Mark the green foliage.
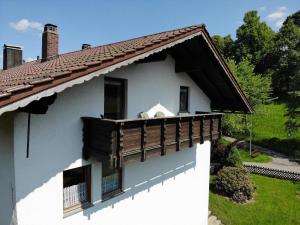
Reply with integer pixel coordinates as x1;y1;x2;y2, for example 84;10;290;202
284;92;300;137
212;10;299;95
222;113;249;138
215;166;255;203
234;11;275;66
210;175;300;225
212;35;235;59
211;140;228;164
223;59;271;137
227;59;272;106
224;147;242;167
269;11;300;93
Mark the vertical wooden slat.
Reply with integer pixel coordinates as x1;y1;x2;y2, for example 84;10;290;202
86;165;92;204
189;116;194;147
210;116;213;141
200;116;204;144
218;115;222;139
141;121;147;162
117;122;124;168
161;119;167;156
176;117;181;151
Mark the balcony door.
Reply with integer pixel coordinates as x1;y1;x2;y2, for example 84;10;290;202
104;77;126;120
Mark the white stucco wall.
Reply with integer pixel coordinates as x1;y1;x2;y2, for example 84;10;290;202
11;55;211;225
0;113;16;225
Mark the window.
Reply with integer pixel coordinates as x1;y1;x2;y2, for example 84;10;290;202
104;77;126;119
102;167;122;200
63;165;91;212
179;86;189;113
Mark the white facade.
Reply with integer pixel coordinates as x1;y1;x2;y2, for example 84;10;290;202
0;56;211;225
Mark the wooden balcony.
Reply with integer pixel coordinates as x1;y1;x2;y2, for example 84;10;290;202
82;113;222;169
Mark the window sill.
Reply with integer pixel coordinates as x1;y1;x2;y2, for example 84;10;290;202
63;201;93;218
102;189;124;202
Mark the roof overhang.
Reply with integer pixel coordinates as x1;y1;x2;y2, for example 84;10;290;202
170;28;253;113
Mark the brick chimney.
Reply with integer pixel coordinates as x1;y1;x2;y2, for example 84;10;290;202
42;24;58;61
3;44;23;70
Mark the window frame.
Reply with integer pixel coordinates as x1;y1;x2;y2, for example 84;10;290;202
63;165;92;214
104;77;127;120
179;86;190;113
101;167;123;201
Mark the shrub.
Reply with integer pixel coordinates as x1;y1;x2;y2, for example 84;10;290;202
225;147;242;167
211;140;228;164
215;166;255;203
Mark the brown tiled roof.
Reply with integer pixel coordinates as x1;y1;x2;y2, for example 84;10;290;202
0;25;203;109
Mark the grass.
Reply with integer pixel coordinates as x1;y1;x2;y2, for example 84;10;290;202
209;175;300;225
238;149;272;163
219;137;272;163
246;94;300;158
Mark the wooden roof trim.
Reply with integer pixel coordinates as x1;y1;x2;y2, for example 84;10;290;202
201;27;254;113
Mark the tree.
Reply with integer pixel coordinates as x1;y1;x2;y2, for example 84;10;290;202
227;59;271;106
222;59;272;136
235;11;275;68
269;11;300;93
212;35;235;59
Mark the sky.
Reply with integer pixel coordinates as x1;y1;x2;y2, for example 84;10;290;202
0;0;299;68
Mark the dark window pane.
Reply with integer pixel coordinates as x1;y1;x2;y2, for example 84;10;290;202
180;86;189;112
104;78;125;119
63;167;85;188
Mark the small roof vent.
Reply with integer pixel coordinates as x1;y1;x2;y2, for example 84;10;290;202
82;44;91;50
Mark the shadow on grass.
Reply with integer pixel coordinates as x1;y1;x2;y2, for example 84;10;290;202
254;137;300;158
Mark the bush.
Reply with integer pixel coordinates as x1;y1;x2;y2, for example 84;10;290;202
215;166;255;203
211;140;228;164
225;147;242;167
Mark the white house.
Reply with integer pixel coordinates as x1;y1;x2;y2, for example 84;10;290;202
0;24;252;225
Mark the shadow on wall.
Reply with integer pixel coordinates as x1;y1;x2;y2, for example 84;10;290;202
83;146;197;219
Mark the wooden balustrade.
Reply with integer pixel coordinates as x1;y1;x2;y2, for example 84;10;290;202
82;113;222;169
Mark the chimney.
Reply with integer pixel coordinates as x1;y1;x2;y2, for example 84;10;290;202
82;44;91;50
3;44;23;70
42;24;58;61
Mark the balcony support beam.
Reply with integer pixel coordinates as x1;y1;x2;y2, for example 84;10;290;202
176;118;181;151
141;121;147;162
189;116;194;147
161;119;167;156
117;122;124;168
200;116;204;144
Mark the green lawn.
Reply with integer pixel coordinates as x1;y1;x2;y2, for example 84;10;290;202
239;149;272;163
209;175;300;225
249;95;300;158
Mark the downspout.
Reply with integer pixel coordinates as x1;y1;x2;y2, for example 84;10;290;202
26;113;31;158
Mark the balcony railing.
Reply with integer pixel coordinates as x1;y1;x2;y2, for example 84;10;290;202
63;182;87;209
82;113;222;169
